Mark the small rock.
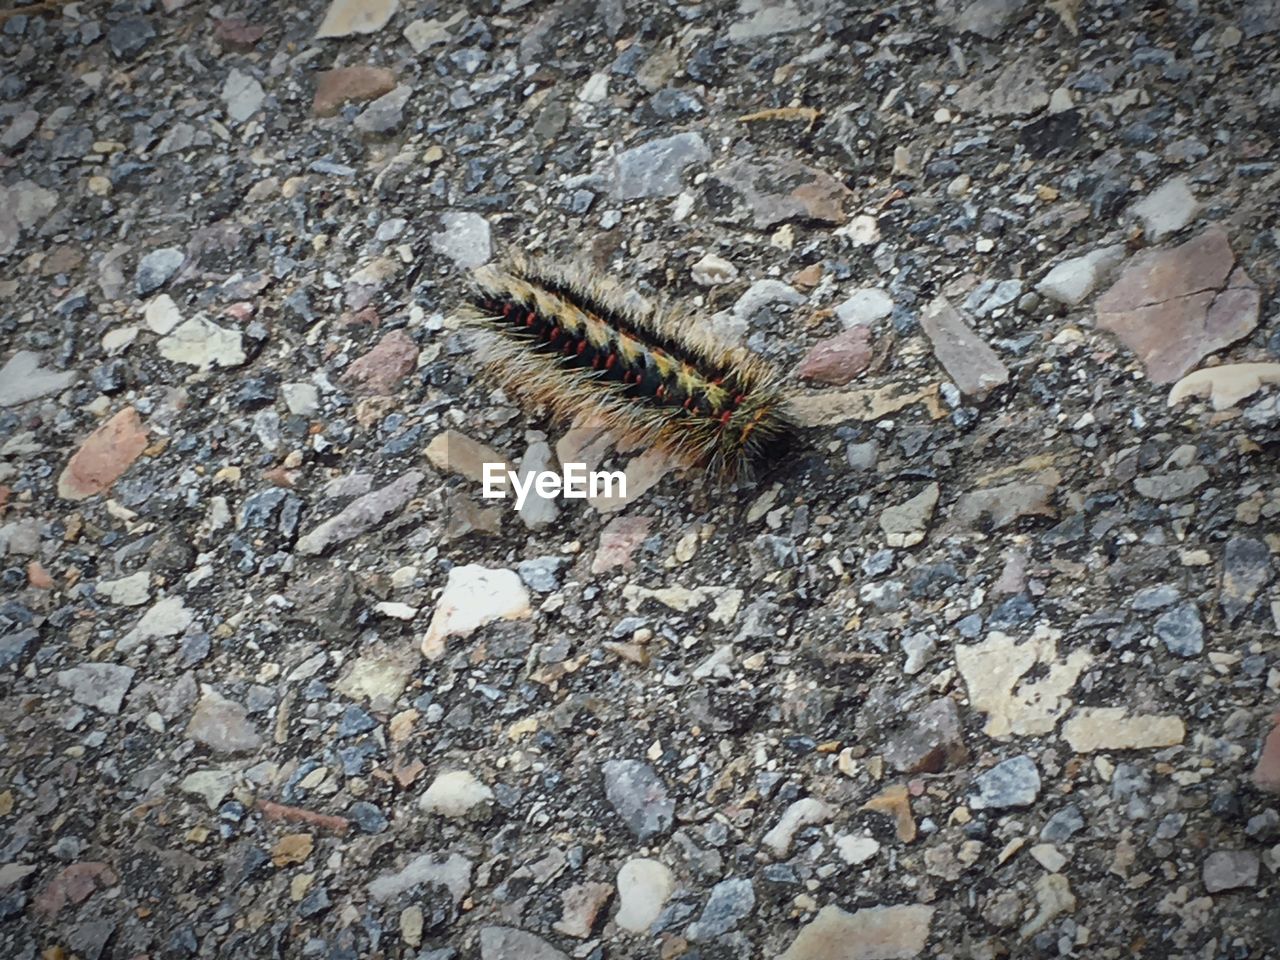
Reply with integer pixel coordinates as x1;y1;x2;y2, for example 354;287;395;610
687;877;755;941
836;288;894;327
419;770;494;818
313;66;397;117
796;326;872;385
1061;708;1186;752
57;406;148;501
592;515;651;574
954;57;1049;116
341;329;418;395
1252;716;1280;794
144;294;182;335
431;211;491;269
368;852;472;904
883;697;969;774
157;316;247;371
296;471;423;555
0;351;77;407
552;881;613;938
1220;536;1273;624
615;858;673;933
711;156;850;229
1131;176;1198;241
1036;245;1126;307
1154;602;1204;657
515;440;559;531
421;565;531;659
762;797;835;858
315;0;399;39
425;429;510;483
135;248;184;295
691;253;739;286
1203;850;1259;893
1134;466;1209;501
602;759;674;841
478;927;568;960
178;769;235;810
970;755;1041;810
920;295;1009;399
879;483;939;548
607;132;710;200
96;571;150;606
780;903;935;960
354;84;412;135
222;69;265;124
186;688;263;754
55;663;136;715
834;835;881;866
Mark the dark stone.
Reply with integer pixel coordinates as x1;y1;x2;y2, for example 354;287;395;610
108;16;156;61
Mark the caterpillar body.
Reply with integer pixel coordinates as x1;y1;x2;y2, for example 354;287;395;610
456;256;794;481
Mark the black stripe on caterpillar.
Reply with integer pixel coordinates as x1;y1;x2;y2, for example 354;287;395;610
454;255;795;481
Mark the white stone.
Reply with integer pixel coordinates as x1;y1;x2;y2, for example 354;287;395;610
762;797;835;857
690;253;739;286
835;834;881;865
158;316;247;371
222;69;265;124
615;858;674;933
144;294;182;335
1035;244;1126;307
374;601;418;620
419;770;494;818
578;72;610;103
1131;176;1198;241
179;768;237;810
120;595;195;652
282;382;320;416
836;287;894;328
421;564;531;659
315;0;399;38
430;211;491;269
96;570;151;606
0;350;77;407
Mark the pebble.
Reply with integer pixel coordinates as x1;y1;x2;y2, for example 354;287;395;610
57;406;149;501
143;294;182;335
367;852;472;904
834;834;881;866
421;564;531;659
1133;466;1209;501
341;329;419;395
1220;536;1273;624
0;350;77;407
780;903;934;960
431;211;492;269
1130;176;1198;241
296;470;423;555
315;0;400;38
354;84;412;135
919;295;1009;399
1202;850;1259;893
883;697;969;773
157;316;247;370
712;155;850;229
312;66;397;117
601;759;673;841
592;515;651;574
1154;602;1204;657
478;927;567;960
185;689;263;754
55;663;136;715
222;69;265;124
282;382;320;416
135;248;184;295
690;253;739;286
796;326;872;385
551;881;613;938
178;769;235;810
607;132;709;199
686;877;755;941
970;755;1041;810
515;440;560;530
96;571;151;606
615;858;673;932
879;482;939;548
835;288;894;328
1061;708;1186;752
762;798;835;858
419;770;494;818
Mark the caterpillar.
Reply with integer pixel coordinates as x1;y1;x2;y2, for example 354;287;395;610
454;255;795;481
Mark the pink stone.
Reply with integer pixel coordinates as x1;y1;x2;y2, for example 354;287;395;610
592;515;652;574
1095;226;1260;384
313;66;398;118
33;862;118;918
1253;713;1280;794
920;295;1009;399
57;407;149;501
796;326;873;385
341;329;419;395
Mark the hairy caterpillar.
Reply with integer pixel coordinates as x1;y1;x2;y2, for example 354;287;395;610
455;255;794;481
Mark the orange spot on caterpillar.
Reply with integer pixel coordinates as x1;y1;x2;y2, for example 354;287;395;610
576;340;587;356
605;353;616;370
548;327;560;342
720;410;732;425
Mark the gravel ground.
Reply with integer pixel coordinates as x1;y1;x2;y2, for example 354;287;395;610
2;1;1280;958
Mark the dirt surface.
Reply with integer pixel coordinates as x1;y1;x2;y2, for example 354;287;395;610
2;1;1279;958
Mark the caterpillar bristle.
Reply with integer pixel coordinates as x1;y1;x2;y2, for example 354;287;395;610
455;254;795;482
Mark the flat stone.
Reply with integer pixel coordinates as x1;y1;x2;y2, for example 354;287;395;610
313;66;397;117
691;253;739;286
55;663;136;715
551;881;614;939
920;295;1009;399
711;156;851;229
186;689;263;754
57;406;148;500
1096;226;1259;384
123;596;195;652
1168;363;1280;411
1252;715;1280;794
835;288;894;327
1220;536;1273;624
425;429;510;483
954;57;1049;116
1131;176;1198;241
883;697;970;773
179;769;237;810
1203;850;1259;893
96;571;150;606
1061;708;1185;752
283;382;320;416
430;211;491;269
687;877;755;941
728;0;808;40
1036;245;1126;306
222;69;265;124
592;515;652;574
601;759;674;841
951;475;1058;530
32;863;119;919
1154;602;1204;657
403;12;463;51
515;440;559;530
615;858;673;933
970;755;1041;810
780;903;935;960
419;771;494;818
956;628;1092;737
478;927;568;960
878;482;939;548
835;835;881;866
421;564;531;659
296;470;423;555
334;643;419;712
762;798;836;857
341;329;418;395
0;110;39;151
588;447;673;512
157;316;247;370
0;180;57;256
797;326;873;385
368;852;472;903
944;0;1030;39
1133;466;1209;501
144;294;182;335
608;132;710;200
0;351;77;407
354;84;412;135
315;0;399;38
135;247;184;295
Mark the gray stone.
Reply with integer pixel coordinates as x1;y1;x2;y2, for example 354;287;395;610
1154;602;1204;657
1040;804;1085;843
1221;536;1273;624
609;133;710;200
430;211;492;269
1133;466;1209;501
686;877;755;941
920;295;1009;398
1036;245;1126;307
354;84;412;135
0;351;77;407
835;288;894;327
516;557;566;594
55;663;136;715
1132;584;1180;612
478;927;568;960
970;755;1041;810
1203;850;1259;893
186;689;263;754
135;248;184;295
1131;176;1198;241
368;852;473;903
296;471;423;555
602;759;674;841
222;69;265;124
